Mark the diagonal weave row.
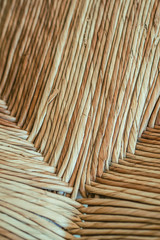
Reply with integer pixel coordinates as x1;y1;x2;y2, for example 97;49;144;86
0;0;160;239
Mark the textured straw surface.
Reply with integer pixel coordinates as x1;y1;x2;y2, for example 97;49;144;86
0;0;160;239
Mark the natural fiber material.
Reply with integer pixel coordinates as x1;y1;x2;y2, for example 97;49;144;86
0;0;160;239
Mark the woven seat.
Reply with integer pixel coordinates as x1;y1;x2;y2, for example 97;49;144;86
0;0;160;239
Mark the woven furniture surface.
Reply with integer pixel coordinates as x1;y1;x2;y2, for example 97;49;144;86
0;0;160;239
